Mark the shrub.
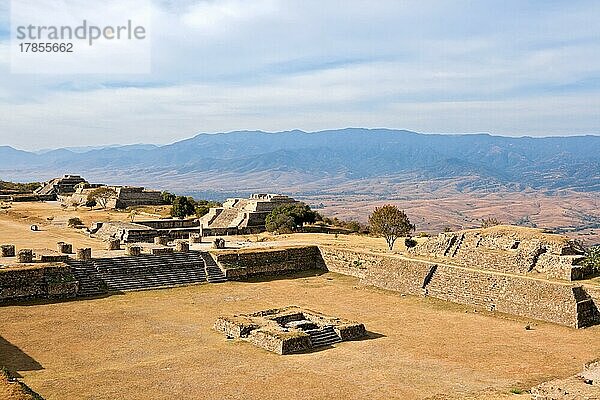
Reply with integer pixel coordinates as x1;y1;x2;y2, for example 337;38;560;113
85;198;97;209
67;217;83;227
481;217;501;228
405;237;418;248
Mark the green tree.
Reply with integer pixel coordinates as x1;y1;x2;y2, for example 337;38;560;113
265;202;317;232
369;205;415;251
265;214;295;233
171;196;196;218
87;187;117;209
194;200;222;218
161;191;176;205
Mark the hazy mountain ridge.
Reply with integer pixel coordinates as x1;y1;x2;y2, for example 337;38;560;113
1;129;599;193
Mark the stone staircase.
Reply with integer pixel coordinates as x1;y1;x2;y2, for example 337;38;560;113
209;208;242;228
307;326;342;348
209;199;250;229
201;252;228;283
68;261;107;297
66;251;215;295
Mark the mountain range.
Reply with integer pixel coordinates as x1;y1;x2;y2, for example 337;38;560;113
1;128;599;196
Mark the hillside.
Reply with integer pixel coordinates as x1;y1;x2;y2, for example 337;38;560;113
1;129;599;242
1;129;599;194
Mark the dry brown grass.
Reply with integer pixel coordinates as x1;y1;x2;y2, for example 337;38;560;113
303;190;600;245
0;202;129;252
1;274;599;400
1;202;599;399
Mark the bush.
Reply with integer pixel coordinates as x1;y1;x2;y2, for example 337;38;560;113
265;202;317;233
85;198;97;208
582;246;600;273
171;196;196;219
481;217;501;228
67;217;83;227
405;237;418;248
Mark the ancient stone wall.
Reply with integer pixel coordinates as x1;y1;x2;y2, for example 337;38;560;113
320;247;597;328
214;246;326;279
0;264;77;301
135;219;199;230
409;227;586;281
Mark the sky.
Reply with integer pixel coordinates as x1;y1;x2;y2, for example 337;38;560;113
1;0;599;150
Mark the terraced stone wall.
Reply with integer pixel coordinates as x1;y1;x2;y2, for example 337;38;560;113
320;247;598;328
214;246;326;279
0;263;77;301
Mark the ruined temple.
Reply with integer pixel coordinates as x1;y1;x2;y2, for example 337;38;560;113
200;193;298;234
63;184;163;209
34;175;87;199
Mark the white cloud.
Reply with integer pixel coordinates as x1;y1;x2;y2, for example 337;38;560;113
0;0;599;149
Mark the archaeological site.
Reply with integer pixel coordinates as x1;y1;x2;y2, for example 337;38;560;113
0;189;598;400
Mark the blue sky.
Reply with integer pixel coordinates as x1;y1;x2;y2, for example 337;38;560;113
1;0;599;150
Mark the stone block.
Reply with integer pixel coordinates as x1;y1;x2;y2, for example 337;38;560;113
154;236;169;246
1;244;15;257
107;238;121;250
56;242;73;254
17;249;33;263
126;245;142;256
76;248;92;261
175;240;189;253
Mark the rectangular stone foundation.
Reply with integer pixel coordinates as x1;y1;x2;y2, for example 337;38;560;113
214;306;367;354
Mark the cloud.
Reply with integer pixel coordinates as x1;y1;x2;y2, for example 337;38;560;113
0;0;599;149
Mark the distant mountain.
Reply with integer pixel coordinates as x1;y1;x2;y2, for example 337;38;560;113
1;129;599;194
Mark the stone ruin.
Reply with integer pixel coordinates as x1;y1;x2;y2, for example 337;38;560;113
34;174;87;199
90;219;202;243
63;183;163;209
408;226;589;281
214;306;367;354
200;193;298;235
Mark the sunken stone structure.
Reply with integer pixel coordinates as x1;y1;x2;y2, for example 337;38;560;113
201;193;298;235
214;306;367;354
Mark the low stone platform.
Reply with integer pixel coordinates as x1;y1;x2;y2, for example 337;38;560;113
214;306;367;354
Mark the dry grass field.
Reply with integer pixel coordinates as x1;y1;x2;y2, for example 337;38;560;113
2;274;599;400
303;189;600;245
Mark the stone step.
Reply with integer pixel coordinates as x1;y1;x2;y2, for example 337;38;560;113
67;251;235;295
307;326;342;347
201;252;228;283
